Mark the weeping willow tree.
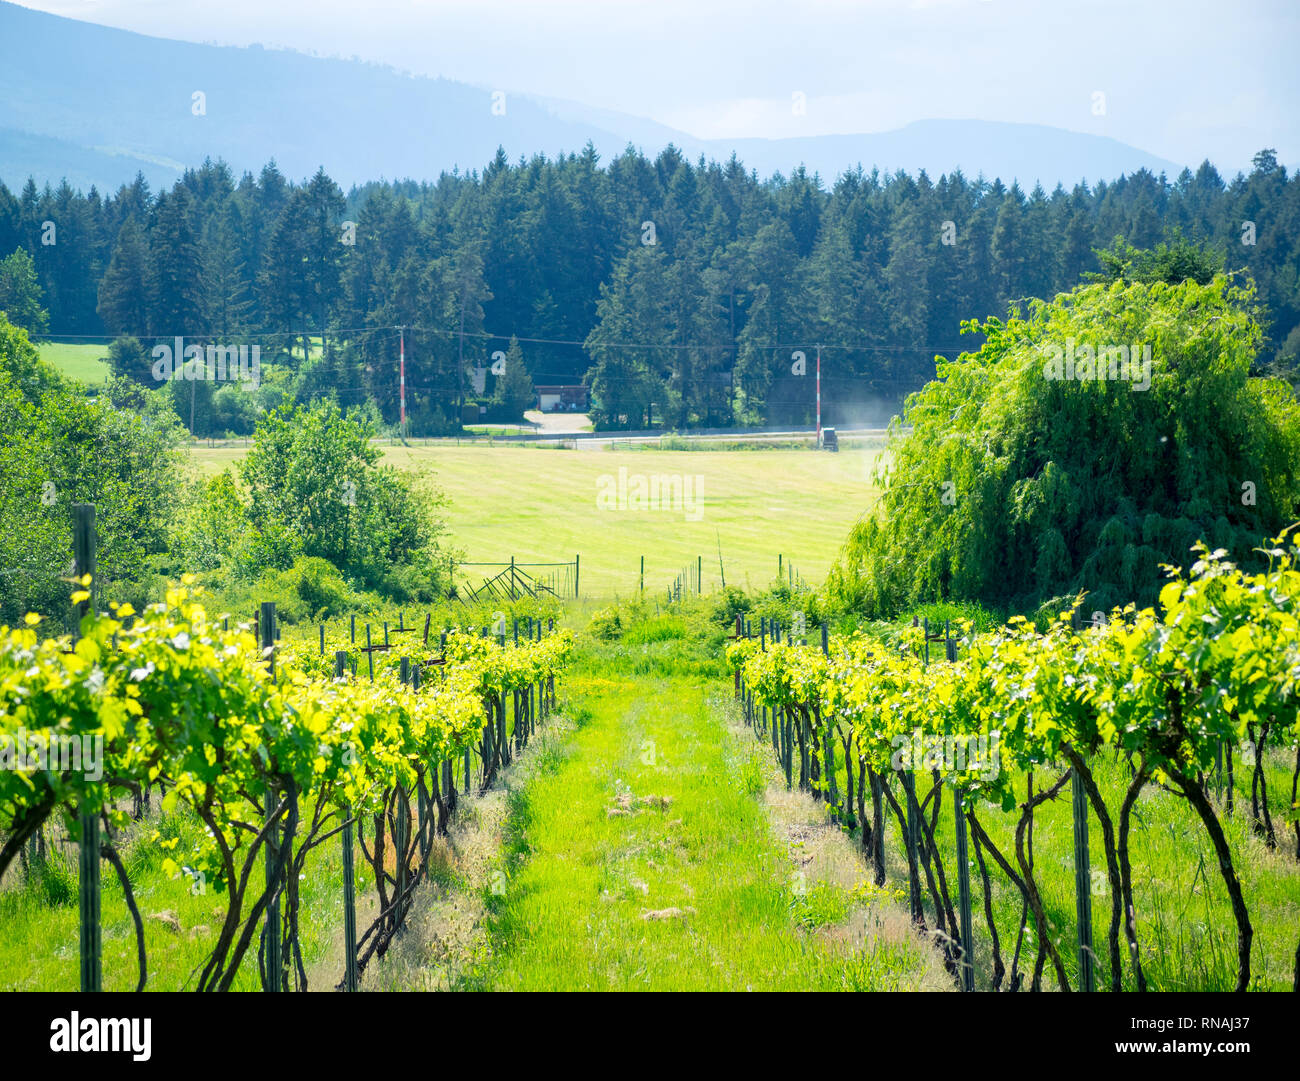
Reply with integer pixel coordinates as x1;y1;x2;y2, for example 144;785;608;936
827;272;1300;619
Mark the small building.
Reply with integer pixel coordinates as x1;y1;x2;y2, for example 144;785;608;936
536;385;589;412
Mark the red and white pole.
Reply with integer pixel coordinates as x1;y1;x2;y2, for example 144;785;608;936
815;343;821;446
399;326;406;439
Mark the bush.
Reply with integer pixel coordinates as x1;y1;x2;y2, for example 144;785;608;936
255;557;357;622
709;586;753;629
588;605;625;641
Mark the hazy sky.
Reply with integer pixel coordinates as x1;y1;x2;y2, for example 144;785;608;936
18;0;1300;171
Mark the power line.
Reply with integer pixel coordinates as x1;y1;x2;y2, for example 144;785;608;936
44;321;973;356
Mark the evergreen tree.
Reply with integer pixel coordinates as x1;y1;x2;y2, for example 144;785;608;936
106;335;152;384
493;335;534;419
96;215;149;335
199;199;254;339
147;188;203;337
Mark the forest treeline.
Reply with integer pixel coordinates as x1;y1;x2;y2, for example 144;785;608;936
0;144;1297;432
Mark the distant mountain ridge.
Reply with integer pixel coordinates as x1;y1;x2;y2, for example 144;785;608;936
0;0;1189;193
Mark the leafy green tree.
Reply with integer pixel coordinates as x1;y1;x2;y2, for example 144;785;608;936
176;469;248;573
826;270;1300;618
0;247;49;338
1089;233;1222;286
0;311;185;628
239;400;446;592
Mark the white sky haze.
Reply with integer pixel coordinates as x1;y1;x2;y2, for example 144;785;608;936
17;0;1299;171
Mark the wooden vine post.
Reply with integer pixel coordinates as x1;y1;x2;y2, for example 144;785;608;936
261;600;282;992
820;624;839;823
335;650;359;992
396;658;411;902
953;785;975;991
903;770;923;926
945;622;976;991
1071;764;1095;992
73;504;101;993
1067;605;1095;992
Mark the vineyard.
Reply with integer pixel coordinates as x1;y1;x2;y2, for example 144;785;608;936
727;538;1300;992
0;511;573;991
3;503;1300;998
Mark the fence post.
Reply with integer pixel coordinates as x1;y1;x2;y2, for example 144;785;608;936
954;785;975;991
903;771;923;926
1072;765;1095;992
261;600;282;992
335;651;358;991
733;615;743;698
71;505;102;993
365;624;374;682
574;554;580;599
820;626;838;819
396;658;411;901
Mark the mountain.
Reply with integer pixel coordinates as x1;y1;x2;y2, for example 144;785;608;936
0;1;1187;193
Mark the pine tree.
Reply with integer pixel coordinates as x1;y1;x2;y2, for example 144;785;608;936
97;215;149;335
199;200;253;339
147;188;203;337
494;335;534;420
107;335;152;384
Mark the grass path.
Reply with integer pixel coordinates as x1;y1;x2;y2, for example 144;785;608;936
459;657;936;991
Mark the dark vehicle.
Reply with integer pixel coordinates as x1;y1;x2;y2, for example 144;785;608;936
821;427;838;452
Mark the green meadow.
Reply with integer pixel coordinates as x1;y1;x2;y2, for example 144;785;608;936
38;340;110;383
191;442;885;597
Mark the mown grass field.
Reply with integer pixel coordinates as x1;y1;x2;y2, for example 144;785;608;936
191;442;885;597
39;341;110;383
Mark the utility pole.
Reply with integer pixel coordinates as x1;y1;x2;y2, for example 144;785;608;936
457;288;468;419
399;325;406;442
815;343;822;447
